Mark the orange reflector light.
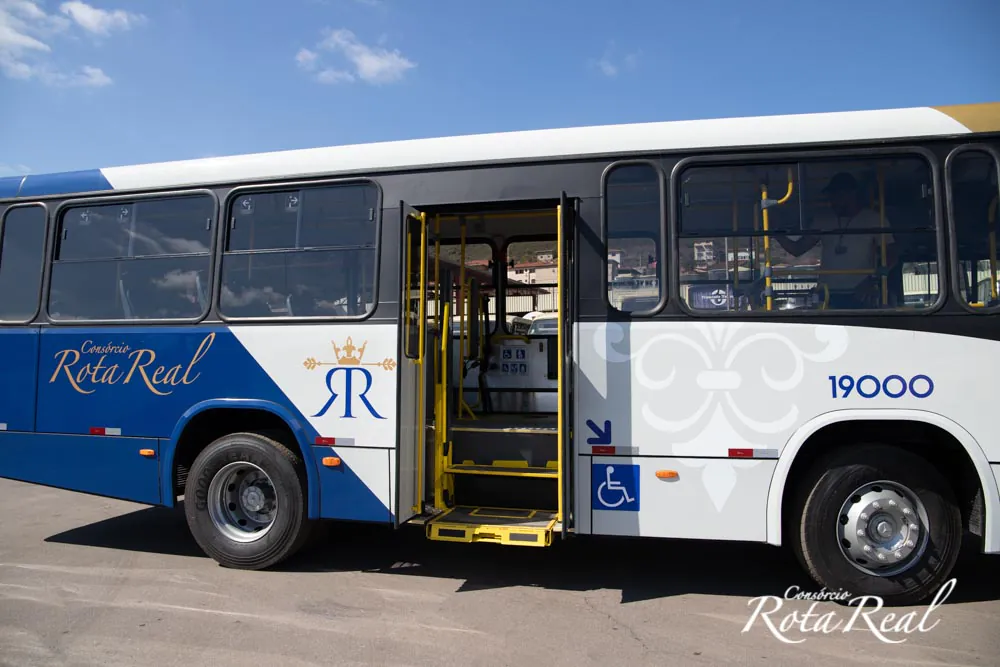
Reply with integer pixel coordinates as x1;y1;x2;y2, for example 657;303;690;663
655;470;679;480
322;456;342;467
139;449;156;458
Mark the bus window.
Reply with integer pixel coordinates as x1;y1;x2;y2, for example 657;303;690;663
48;194;215;321
678;155;938;312
949;149;999;310
220;182;378;319
0;205;47;322
605;163;663;313
506;239;556;323
438;241;495;335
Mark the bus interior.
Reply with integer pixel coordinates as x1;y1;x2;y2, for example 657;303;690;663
402;201;568;546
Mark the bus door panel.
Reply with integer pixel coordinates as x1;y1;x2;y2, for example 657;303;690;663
396;204;428;523
0;327;40;433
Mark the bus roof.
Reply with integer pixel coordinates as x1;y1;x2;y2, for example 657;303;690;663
3;102;998;200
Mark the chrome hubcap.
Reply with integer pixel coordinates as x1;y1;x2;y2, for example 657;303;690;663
836;480;928;577
207;462;277;543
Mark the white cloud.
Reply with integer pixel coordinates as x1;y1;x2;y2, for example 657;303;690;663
296;28;415;85
295;47;318;71
60;0;143;35
0;0;142;87
592;41;639;78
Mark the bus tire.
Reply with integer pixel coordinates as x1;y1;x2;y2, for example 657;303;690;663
184;432;312;570
795;444;961;607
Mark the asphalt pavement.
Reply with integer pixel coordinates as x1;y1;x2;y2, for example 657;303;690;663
1;477;997;666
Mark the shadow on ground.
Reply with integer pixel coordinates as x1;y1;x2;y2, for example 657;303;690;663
45;503;1000;605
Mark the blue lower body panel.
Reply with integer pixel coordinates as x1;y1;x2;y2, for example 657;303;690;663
311;446;392;523
0;433;161;505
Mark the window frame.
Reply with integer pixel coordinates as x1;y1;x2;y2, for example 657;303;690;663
0;202;50;325
945;143;1000;315
46;189;219;326
669;146;946;318
216;177;383;323
601;159;668;318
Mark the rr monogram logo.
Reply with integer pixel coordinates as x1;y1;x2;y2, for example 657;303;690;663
303;337;396;419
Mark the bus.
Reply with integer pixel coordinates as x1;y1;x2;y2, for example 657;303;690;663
1;102;998;607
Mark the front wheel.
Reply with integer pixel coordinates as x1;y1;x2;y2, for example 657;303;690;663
184;432;312;569
794;444;962;607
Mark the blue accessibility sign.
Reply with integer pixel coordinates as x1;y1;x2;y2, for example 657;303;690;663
591;463;640;511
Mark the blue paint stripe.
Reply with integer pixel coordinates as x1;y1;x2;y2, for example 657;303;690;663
0;176;24;199
17;169;113;197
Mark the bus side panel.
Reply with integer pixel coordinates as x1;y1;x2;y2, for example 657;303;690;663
30;324;397;523
0;327;40;433
0;432;160;504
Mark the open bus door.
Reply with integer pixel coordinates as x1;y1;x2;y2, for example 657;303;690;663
397;204;429;524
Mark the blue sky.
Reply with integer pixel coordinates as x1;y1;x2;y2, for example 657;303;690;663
1;0;998;176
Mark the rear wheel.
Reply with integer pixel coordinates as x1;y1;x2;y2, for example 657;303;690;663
794;444;962;607
184;432;312;569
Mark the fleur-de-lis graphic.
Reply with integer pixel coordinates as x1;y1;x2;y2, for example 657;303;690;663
594;321;849;511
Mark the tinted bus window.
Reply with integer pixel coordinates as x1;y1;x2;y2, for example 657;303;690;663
48;194;215;321
678;155;937;312
950;150;999;309
0;206;47;321
220;182;378;319
605;164;663;313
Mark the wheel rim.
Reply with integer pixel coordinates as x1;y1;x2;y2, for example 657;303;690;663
836;479;929;577
207;462;278;543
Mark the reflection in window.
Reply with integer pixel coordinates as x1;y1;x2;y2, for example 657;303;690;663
950;150;999;309
678;157;937;312
605;164;662;312
0;206;47;321
49;195;215;321
220;183;379;319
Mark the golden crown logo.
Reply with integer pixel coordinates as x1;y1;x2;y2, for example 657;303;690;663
303;337;396;372
334;337;366;365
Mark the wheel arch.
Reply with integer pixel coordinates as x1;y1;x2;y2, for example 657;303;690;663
766;409;1000;553
162;399;320;519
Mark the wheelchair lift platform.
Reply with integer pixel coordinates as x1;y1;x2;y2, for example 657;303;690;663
425;506;559;547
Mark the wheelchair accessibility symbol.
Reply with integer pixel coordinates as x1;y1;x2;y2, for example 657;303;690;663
591;463;640;511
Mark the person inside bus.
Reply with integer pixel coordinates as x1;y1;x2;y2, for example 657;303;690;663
773;172;897;309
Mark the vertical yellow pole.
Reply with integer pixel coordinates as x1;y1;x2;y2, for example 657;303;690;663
435;301;450;510
556;204;564;525
459;223;467;363
434;214;441;329
761;185;773;311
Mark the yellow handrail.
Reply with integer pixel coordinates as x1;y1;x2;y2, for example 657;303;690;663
556;203;564;526
434;301;451;510
418;212;427;364
434;214;441;329
761;168;794;310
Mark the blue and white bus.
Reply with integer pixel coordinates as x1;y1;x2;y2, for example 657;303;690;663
2;102;999;605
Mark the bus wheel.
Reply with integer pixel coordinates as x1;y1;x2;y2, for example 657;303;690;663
184;432;312;570
796;444;962;607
